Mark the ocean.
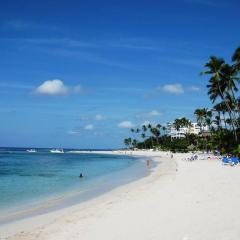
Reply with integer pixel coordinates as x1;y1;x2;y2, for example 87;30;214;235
0;148;150;223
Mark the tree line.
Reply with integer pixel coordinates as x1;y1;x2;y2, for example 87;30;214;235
124;46;240;154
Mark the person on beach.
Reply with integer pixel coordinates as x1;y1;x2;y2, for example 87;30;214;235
146;159;151;167
79;173;84;178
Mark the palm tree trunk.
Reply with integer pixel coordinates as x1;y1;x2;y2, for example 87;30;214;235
230;88;240;127
150;136;154;149
217;83;238;142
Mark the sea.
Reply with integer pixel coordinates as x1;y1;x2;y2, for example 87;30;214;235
0;147;152;224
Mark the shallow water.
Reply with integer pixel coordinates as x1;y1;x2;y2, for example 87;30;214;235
0;148;150;223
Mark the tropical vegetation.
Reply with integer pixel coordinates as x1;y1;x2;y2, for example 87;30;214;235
123;46;240;154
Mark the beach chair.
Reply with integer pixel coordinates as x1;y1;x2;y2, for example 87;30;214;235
231;157;239;166
222;157;230;165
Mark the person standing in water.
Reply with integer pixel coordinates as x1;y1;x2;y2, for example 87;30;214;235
146;159;151;168
79;173;83;178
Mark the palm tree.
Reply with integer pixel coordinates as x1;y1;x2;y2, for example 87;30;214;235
203;57;233;112
173;118;182;131
213;102;227;128
203;56;238;141
132;139;138;149
202;56;225;100
162;126;167;135
142;124;148;148
181;117;192;128
213;116;221;129
141;133;146;149
221;63;239;122
142;124;147;133
174;118;191;131
130;128;138;142
205;109;213;130
194;108;205;132
130;128;135;139
151;127;160;146
147;124;154;148
124;138;129;148
124;138;132;149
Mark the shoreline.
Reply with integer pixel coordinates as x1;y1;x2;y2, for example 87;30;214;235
0;151;152;225
1;150;240;240
0;150;173;239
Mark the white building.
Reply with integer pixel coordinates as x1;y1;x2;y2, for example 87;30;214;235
166;122;208;139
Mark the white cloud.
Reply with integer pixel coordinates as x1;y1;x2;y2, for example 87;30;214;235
161;84;184;94
35;79;81;95
118;121;134;129
84;124;94;130
147;110;162;117
189;86;200;92
95;114;106;121
35;79;68;95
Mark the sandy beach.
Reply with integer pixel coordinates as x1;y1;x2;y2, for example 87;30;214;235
1;150;240;240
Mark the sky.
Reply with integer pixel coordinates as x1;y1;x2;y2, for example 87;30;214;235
0;0;239;148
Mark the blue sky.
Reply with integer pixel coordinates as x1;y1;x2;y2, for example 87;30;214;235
0;0;239;148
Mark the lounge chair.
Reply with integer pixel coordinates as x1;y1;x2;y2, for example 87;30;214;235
231;157;239;166
222;157;231;165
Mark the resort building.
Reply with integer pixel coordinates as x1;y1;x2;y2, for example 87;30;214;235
166;122;208;139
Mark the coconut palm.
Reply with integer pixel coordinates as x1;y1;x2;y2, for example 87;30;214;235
194;108;205;132
142;124;146;131
213;116;221;129
132;139;138;149
124;138;132;148
141;133;147;149
181;117;192;128
142;124;150;149
162;126;167;135
151;127;160;146
147;124;154;148
203;56;238;141
124;138;129;148
213;102;227;128
221;63;240;121
173;118;182;131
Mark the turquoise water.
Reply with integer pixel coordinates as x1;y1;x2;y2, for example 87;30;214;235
0;148;148;221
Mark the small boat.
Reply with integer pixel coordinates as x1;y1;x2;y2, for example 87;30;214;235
50;149;64;154
26;149;37;153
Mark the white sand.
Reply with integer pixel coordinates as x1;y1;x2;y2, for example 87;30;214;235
1;150;240;240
